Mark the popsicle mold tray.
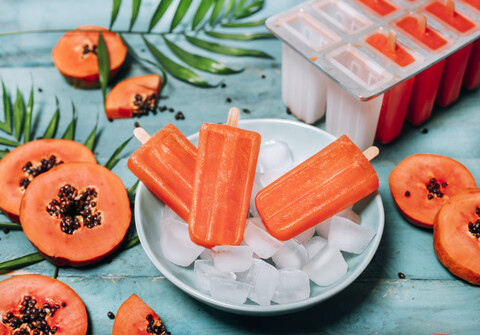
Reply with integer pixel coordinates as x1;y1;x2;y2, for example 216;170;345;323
268;0;479;101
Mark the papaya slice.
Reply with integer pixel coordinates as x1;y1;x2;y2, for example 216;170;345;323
52;25;127;89
434;188;480;285
0;274;88;335
112;294;169;335
19;162;131;267
0;139;97;222
389;153;476;228
105;75;162;120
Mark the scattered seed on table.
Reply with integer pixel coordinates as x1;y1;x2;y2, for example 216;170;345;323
286;107;292;115
242;108;251;114
38;88;43;93
159;106;167;112
175;112;185;120
134;122;140;128
220;83;226;88
421;128;428;134
398;272;406;279
168;108;174;113
3;227;10;234
107;311;115;320
261;74;266;79
226;97;232;103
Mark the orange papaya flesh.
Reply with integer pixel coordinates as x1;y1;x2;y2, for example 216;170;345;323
105;75;162;119
434;188;480;285
112;294;168;335
0;139;97;222
389;153;476;228
0;274;88;335
19;162;131;267
52;25;127;89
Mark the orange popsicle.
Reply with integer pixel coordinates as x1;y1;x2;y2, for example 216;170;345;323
127;124;196;222
189;108;261;248
255;135;379;241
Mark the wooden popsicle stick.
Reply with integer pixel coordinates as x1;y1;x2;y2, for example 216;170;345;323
417;14;427;34
227;107;240;127
363;146;379;161
387;30;397;53
134;127;151;144
446;0;455;16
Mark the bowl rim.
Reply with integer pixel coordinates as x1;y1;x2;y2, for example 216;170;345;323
134;118;385;315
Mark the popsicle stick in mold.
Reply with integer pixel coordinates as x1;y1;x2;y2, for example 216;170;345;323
417;14;427;34
446;0;455;16
363;146;379;161
134;127;151;144
387;30;397;52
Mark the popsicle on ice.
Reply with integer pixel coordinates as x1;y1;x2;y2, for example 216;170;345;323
127;124;197;222
255;135;379;241
189;107;261;249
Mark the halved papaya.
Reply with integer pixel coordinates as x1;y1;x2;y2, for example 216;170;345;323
433;188;480;285
0;139;97;222
389;153;476;228
52;25;127;89
0;274;88;334
19;162;131;267
112;294;169;335
105;75;162;120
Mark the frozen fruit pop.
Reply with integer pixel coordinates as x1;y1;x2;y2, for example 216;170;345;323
255;135;379;241
127;124;196;222
189;107;261;248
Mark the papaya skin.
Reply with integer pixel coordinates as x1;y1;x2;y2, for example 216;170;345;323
433;188;480;285
113;294;168;335
52;25;127;89
389;153;476;228
105;74;162;120
19;162;131;267
0;139;97;223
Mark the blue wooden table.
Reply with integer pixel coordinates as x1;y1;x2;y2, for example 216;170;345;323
1;0;480;334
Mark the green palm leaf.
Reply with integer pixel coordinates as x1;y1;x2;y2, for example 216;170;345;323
0;150;9;159
192;0;213;30
84;116;98;151
110;0;123;29
105;136;132;170
210;0;225;25
13;88;25;141
164;37;242;74
0;82;12;134
0;137;18;147
185;34;273;58
143;36;215;87
170;0;193;32
97;32;110;103
204;31;273;40
23;86;34;143
61;102;76;140
233;0;264;19
42;97;60;139
127;179;140;199
225;0;237;17
221;18;266;27
0;222;22;231
148;0;174;32
129;0;142;31
0;252;45;271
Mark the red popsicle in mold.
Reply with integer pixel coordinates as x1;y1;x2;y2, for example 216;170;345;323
425;0;476;106
394;14;448;125
366;30;416;143
355;0;398;16
463;39;480;89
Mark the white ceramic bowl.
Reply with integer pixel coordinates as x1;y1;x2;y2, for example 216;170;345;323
134;119;384;315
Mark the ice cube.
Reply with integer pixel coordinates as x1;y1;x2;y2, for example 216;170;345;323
305;236;327;260
243;217;283;259
237;259;279;306
328;216;375;254
315;217;332;238
272;268;310;304
271;239;308;270
303;244;348;286
160;206;204;267
257;140;293;173
209;277;252;304
336;207;361;224
293;226;316;245
212;245;253;272
194;260;236;291
200;248;214;261
250;170;285;217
